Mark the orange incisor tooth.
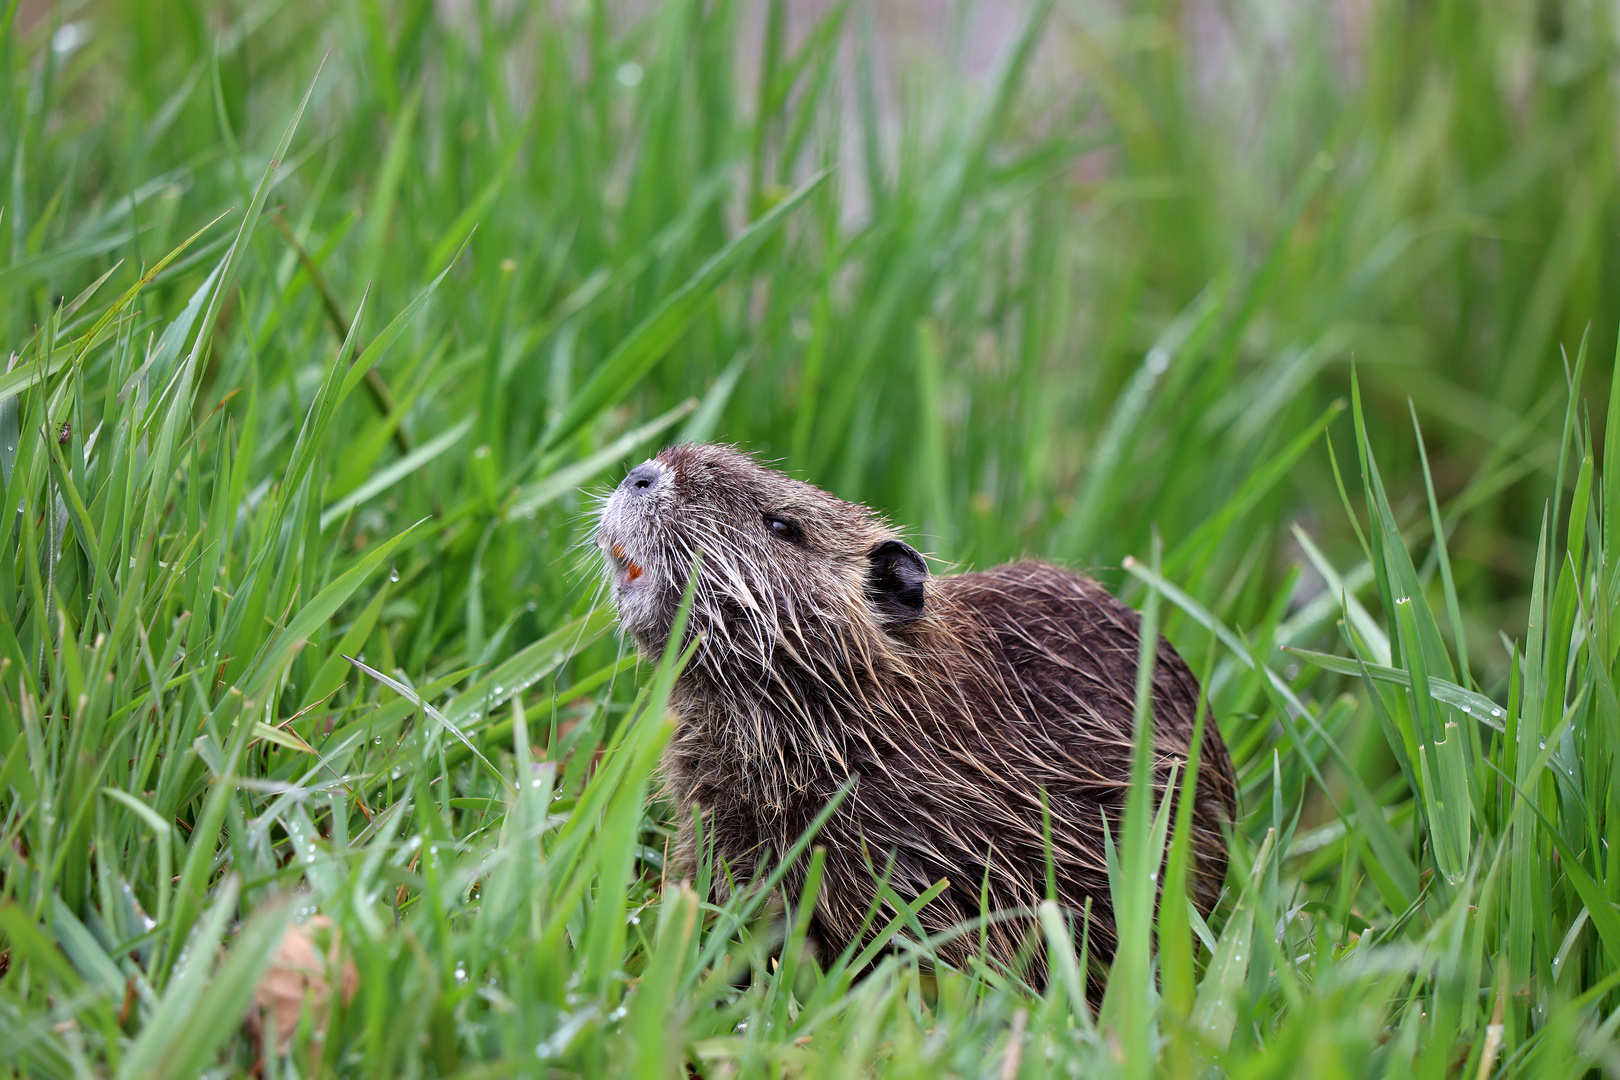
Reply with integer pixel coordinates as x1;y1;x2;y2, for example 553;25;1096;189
611;542;643;580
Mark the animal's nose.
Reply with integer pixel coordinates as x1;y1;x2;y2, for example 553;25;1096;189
621;462;663;494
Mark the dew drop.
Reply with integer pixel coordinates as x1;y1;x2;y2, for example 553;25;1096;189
51;22;87;54
388;564;400;583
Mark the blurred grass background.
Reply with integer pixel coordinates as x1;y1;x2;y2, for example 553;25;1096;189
13;0;1616;668
2;0;1619;1075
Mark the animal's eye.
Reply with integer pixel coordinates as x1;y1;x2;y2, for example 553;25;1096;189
764;515;799;542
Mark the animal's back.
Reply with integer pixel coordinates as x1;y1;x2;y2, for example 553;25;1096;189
806;561;1235;973
678;560;1238;979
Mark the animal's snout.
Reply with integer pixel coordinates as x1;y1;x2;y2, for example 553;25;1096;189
621;462;663;495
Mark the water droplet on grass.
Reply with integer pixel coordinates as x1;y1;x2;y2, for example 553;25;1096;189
51;22;87;54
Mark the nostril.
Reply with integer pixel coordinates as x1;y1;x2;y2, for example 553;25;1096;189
623;463;662;494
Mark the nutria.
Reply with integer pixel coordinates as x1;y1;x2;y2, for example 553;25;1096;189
595;443;1237;983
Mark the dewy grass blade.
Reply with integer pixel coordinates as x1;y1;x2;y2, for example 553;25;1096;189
320;416;473;530
1192;830;1274;1053
1395;596;1440;751
1410;403;1470;683
506;398;696;522
1549;328;1589;562
624;883;700;1079
338;233;473;403
344;653;506;790
1103;529;1161;1077
1167;399;1345;576
1352;369;1456;684
132;896;295;1080
127;875;245;1076
1604;329;1620;592
180;55;328;402
240;518;429;698
1160;637;1214;1075
1284;647;1505;730
445;607;617;728
1060;284;1223;557
50;897;125;999
1493;762;1620;964
1289;525;1391;664
1124;554;1422;906
135;259;224;397
356;86;423;288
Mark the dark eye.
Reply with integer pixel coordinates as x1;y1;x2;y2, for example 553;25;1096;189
764;515;799;542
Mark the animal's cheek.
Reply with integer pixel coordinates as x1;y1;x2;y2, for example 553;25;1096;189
805;552;859;587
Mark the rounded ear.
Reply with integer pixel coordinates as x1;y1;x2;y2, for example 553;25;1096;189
866;539;928;622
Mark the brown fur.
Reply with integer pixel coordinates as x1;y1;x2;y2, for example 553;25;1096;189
595;443;1236;983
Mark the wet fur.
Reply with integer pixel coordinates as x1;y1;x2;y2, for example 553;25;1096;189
596;444;1236;983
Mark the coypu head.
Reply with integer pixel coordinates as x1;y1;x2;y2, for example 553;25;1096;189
595;444;929;676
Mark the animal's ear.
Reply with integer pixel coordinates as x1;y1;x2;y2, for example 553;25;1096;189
866;539;928;622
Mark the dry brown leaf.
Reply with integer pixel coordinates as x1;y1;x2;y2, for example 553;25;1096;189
252;914;359;1052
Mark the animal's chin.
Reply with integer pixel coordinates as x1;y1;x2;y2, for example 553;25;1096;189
603;559;676;654
619;607;674;660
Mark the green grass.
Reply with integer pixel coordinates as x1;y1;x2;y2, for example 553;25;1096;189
1;0;1619;1075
